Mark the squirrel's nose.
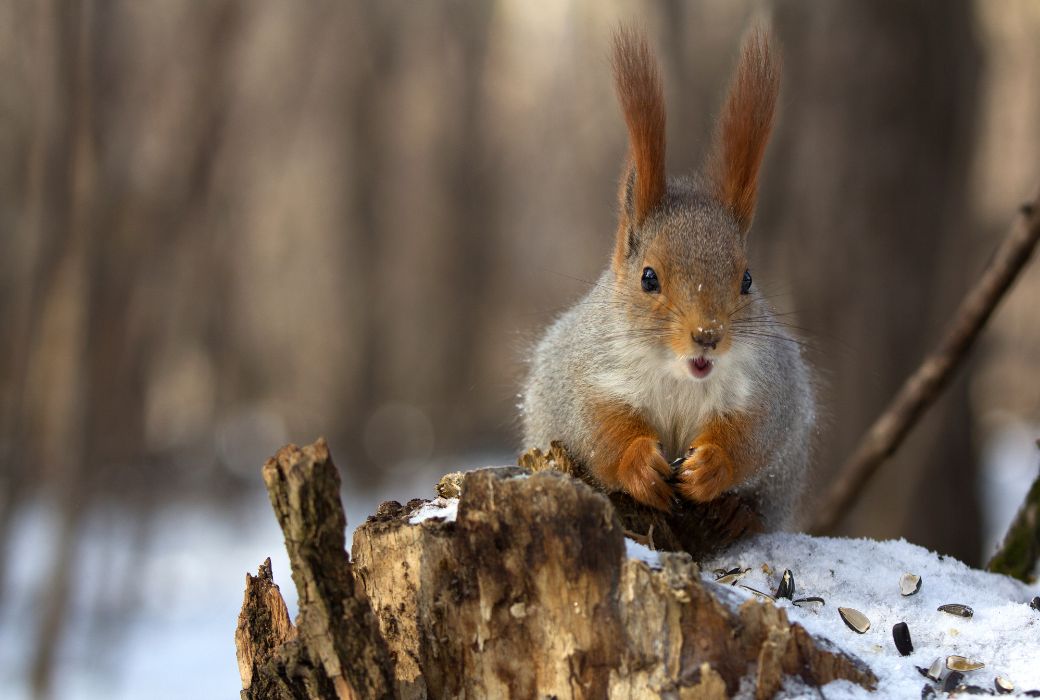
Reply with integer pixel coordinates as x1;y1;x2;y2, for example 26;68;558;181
692;326;722;350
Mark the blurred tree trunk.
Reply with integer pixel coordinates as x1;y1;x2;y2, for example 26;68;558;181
761;0;982;561
338;2;398;487
27;2;243;695
434;1;497;454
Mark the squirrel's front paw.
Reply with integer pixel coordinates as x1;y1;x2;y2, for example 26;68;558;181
616;436;674;511
676;443;736;503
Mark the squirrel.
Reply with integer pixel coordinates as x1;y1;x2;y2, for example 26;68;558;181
521;27;814;530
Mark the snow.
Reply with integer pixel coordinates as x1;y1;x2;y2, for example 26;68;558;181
624;538;664;569
698;533;1040;698
408;497;459;524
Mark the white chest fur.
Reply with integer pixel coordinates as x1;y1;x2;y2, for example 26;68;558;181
593;340;755;457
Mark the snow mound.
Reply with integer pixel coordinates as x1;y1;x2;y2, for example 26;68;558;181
701;533;1040;698
624;538;663;569
408;497;459;524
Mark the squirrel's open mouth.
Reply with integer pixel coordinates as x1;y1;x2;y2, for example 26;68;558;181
688;356;714;379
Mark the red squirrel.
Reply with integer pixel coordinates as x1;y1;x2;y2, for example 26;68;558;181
521;27;813;530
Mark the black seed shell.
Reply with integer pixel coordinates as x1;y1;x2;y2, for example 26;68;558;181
775;569;795;600
944;671;965;693
892;622;913;656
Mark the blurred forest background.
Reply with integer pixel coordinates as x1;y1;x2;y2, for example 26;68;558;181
1;0;1038;698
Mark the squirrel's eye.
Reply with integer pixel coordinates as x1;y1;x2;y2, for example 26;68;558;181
641;267;660;293
741;269;752;295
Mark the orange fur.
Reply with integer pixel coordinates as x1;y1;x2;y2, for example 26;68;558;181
590;401;673;511
676;412;754;502
707;29;780;232
611;28;666;235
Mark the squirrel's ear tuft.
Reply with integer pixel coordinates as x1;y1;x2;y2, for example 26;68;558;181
707;28;780;234
612;27;666;229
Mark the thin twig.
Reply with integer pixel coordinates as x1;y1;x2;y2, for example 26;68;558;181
810;190;1040;535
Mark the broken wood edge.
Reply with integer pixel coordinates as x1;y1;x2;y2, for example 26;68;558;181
250;439;396;700
237;557;342;700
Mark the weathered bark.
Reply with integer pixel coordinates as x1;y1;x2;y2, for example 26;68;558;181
238;439;876;699
239;439;396;699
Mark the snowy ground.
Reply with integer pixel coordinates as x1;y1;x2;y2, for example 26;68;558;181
698;533;1040;698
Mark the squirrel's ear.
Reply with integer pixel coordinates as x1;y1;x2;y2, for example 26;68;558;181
707;28;780;235
612;27;666;239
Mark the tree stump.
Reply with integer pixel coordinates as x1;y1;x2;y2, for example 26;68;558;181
236;439;877;699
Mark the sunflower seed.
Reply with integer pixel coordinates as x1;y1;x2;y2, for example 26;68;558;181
775;569;795;600
838;607;870;634
900;573;922;596
892;622;913;656
944;671;965;693
947;655;985;672
995;677;1014;694
921;684;936;698
938;603;974;618
715;568;750;585
792;596;825;610
739;585;776;602
1030;596;1040;612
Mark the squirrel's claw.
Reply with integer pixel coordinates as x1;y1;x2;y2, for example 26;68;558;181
617;437;675;512
675;443;736;503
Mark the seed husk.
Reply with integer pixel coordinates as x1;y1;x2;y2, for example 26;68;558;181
995;677;1014;694
892;622;913;656
792;596;825;610
943;671;965;693
957;685;995;695
917;660;942;681
1030;596;1039;611
838;607;870;634
715;568;750;585
947;655;985;672
921;684;936;698
739;585;775;602
938;603;974;618
775;569;795;600
900;572;922;596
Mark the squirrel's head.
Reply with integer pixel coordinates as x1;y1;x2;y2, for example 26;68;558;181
610;27;779;380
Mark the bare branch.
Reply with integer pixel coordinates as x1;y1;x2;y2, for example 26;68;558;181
810;190;1040;535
